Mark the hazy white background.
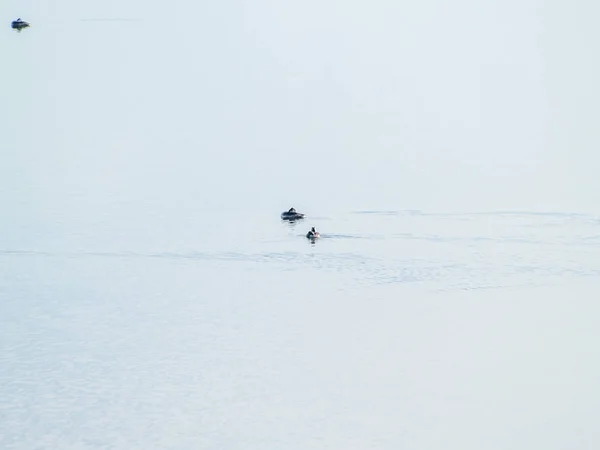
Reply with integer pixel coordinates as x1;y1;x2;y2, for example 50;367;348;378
2;0;600;449
3;0;600;221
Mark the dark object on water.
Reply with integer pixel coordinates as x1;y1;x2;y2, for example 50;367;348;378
281;207;305;221
11;18;30;31
306;227;320;239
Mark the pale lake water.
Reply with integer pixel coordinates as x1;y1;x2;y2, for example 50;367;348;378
2;208;600;449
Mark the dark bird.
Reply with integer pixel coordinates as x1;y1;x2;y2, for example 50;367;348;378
11;18;30;32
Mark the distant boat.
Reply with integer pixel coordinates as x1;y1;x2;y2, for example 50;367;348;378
11;18;30;32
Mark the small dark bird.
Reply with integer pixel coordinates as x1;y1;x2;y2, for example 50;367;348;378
11;18;30;32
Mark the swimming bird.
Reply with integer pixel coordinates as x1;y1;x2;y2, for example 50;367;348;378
281;207;305;221
306;227;320;239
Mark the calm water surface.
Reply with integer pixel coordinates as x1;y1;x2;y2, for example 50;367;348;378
2;209;600;449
